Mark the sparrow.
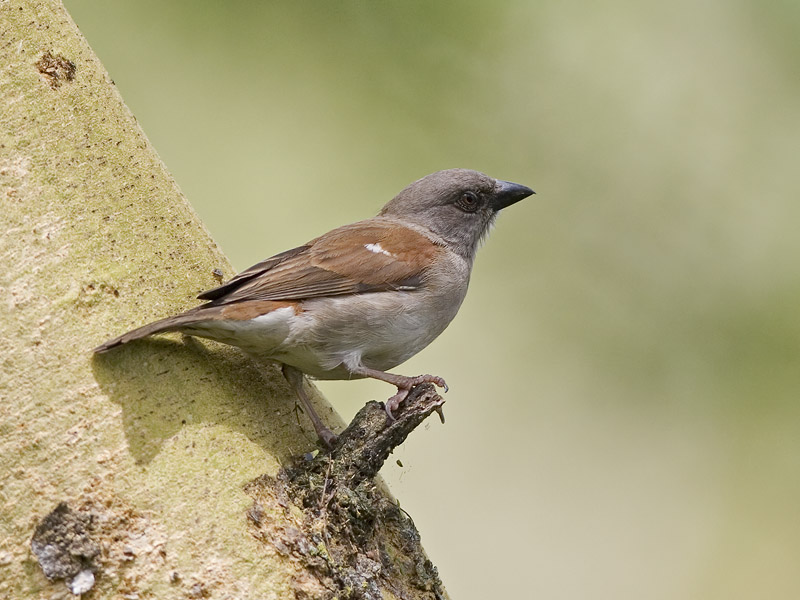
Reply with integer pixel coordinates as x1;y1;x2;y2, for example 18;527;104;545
95;169;534;446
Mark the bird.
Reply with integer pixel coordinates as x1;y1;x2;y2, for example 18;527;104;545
95;169;534;446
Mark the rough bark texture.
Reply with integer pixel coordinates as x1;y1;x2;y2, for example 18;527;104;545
245;386;448;600
1;2;449;598
0;2;441;599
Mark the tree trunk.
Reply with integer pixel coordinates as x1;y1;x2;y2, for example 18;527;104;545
0;2;446;598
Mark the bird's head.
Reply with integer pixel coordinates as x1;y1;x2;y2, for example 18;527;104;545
379;169;534;260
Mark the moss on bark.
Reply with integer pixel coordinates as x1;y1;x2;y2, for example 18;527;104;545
1;1;341;597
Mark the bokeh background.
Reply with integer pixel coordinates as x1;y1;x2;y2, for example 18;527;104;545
64;1;800;598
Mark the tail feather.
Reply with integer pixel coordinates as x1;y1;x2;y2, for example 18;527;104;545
93;311;207;353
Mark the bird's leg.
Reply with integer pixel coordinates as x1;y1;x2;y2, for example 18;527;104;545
282;364;338;448
350;365;448;419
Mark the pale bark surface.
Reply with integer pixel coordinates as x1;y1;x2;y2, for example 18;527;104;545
0;1;354;597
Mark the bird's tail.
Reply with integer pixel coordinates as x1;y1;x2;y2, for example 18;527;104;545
93;311;207;353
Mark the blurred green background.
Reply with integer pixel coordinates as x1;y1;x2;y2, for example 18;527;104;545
65;1;800;598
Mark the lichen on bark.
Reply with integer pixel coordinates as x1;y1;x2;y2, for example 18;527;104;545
246;385;447;600
1;2;449;599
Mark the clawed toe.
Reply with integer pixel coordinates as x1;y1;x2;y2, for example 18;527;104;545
319;429;339;449
384;374;448;420
384;389;409;421
411;374;447;391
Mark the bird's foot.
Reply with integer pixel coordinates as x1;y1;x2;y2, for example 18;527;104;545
384;389;410;420
384;374;448;420
318;428;339;449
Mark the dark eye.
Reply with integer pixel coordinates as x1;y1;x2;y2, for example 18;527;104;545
457;191;479;212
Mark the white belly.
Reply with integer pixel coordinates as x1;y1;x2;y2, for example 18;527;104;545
273;286;467;379
183;253;471;380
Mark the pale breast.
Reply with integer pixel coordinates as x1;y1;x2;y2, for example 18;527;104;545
276;251;471;379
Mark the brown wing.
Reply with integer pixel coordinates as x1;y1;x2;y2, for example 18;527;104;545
199;219;443;306
197;245;308;301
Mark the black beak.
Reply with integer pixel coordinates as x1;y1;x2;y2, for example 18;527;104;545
492;180;535;210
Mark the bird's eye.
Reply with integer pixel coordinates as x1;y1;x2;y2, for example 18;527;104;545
457;191;479;212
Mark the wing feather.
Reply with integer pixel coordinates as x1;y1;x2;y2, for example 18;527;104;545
198;219;442;306
197;245;309;301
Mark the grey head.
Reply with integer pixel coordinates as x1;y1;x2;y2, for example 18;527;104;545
379;168;534;260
